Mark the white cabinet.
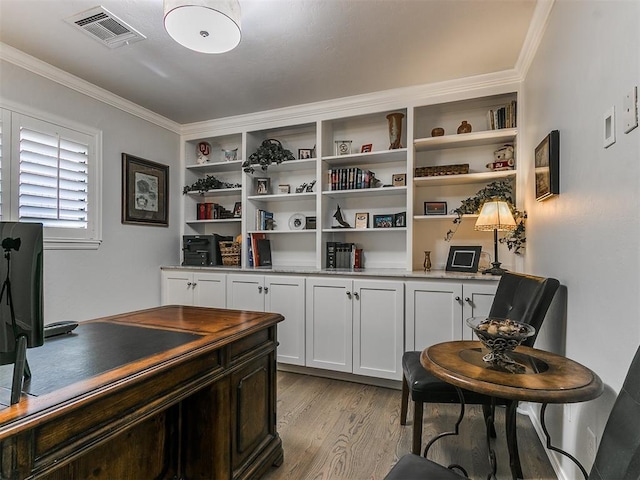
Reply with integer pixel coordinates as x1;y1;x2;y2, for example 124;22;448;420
306;277;404;380
405;280;496;351
226;274;306;366
161;270;226;308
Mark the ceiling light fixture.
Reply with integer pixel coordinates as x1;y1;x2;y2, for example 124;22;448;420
163;0;241;54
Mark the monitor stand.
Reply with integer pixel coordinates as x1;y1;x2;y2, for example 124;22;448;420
10;336;30;404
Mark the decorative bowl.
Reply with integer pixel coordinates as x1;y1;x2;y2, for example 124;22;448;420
466;317;535;364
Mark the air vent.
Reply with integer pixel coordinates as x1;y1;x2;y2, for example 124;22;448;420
65;6;146;48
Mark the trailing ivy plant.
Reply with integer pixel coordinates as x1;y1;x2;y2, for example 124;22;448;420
445;180;526;254
242;139;295;173
183;175;241;195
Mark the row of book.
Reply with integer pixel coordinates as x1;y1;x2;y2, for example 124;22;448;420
196;202;235;220
247;233;272;267
487;101;517;130
326;242;363;269
256;209;275;230
328;167;376;191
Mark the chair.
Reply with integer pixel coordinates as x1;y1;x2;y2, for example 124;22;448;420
400;272;560;455
386;344;640;480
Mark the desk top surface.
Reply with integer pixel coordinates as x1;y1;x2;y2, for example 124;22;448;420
422;341;604;404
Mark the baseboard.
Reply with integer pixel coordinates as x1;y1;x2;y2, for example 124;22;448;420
276;363;403;390
522;402;569;480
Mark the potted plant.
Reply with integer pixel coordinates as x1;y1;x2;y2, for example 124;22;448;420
183;175;241;195
242;139;295;173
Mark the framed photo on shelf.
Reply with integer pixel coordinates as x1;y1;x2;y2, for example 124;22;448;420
392;173;406;187
335;140;352;156
373;214;394;228
278;184;291;194
361;144;373;153
394;212;406;227
535;130;560;201
298;148;313;159
445;246;482;273
121;153;169;226
424;201;448;215
233;201;242;218
355;212;369;229
256;177;270;195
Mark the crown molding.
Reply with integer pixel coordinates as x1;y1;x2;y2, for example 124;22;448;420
515;0;555;79
0;42;181;134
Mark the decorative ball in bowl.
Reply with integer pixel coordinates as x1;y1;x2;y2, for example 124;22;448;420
466;317;535;364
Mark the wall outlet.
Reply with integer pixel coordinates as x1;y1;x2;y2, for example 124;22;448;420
604;106;616;148
587;426;597;460
623;86;638;133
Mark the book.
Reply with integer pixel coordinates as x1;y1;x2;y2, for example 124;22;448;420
250;233;266;266
256;238;272;267
326;241;337;269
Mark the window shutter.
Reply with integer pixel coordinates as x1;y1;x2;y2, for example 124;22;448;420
0;113;3;219
18;125;89;229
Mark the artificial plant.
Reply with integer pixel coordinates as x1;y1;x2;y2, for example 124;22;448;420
445;180;526;254
242;139;295;173
182;175;241;195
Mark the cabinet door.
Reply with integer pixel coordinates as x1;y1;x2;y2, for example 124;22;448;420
265;276;305;366
353;280;404;380
192;272;227;308
305;277;353;372
461;282;497;340
161;271;194;306
226;274;265;311
405;281;463;351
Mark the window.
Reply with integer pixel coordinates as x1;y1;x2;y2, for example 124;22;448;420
0;108;102;248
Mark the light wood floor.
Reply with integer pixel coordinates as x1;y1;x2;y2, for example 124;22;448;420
262;371;557;480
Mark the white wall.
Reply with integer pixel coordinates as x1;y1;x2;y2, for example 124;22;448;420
0;60;181;323
522;1;639;478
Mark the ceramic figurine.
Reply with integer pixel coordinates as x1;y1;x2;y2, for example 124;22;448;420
457;121;472;134
197;142;211;164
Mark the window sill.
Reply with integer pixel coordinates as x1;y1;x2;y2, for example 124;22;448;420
44;239;102;250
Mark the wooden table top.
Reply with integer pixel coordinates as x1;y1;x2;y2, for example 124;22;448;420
422;341;603;404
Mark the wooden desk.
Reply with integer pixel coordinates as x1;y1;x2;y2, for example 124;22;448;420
0;305;285;480
421;341;603;480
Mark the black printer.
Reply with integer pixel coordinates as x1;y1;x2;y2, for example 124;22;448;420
182;234;232;266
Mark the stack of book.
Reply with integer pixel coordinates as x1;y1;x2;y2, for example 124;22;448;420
248;233;272;267
325;242;363;269
487;100;517;130
328;168;375;190
196;203;235;220
255;209;275;230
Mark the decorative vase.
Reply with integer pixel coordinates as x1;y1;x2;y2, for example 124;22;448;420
431;127;445;137
386;113;405;149
423;251;432;272
457;121;472;134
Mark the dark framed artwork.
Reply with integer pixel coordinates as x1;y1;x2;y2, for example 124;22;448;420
394;211;406;227
233;201;242;217
298;148;313;159
535;130;560;201
122;153;169;226
424;201;447;215
256;177;270;195
373;214;394;228
445;246;482;273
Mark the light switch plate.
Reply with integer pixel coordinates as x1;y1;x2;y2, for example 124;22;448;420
604;106;616;148
623;86;638;133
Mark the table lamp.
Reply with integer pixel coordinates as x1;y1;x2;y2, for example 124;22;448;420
474;199;517;275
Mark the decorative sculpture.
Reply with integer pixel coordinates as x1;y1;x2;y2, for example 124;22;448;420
333;204;351;228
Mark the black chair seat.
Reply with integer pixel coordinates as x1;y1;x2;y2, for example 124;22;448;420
384;453;468;480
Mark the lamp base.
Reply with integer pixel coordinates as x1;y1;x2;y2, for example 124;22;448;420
482;262;508;276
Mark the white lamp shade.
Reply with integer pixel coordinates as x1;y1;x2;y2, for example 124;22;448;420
474;200;517;231
164;0;241;54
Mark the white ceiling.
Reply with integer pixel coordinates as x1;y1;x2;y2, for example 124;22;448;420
0;0;538;125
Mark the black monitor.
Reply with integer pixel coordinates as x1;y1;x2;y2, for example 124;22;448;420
0;222;44;404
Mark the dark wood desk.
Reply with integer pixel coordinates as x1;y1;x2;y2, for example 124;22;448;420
421;341;603;480
0;305;285;480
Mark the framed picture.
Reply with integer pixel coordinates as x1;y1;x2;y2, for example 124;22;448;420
256;177;270;195
355;212;369;229
298;148;313;159
392;173;406;187
361;144;373;153
424;201;448;215
121;153;169;226
278;184;290;194
394;211;406;227
335;140;352;156
535;130;560;201
445;246;482;273
373;214;394;228
233;201;242;217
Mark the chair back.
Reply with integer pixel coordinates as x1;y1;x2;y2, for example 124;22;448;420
589;345;640;480
487;272;560;347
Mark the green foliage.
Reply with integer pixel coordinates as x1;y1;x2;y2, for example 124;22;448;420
242;139;295;173
182;175;241;195
445;180;526;254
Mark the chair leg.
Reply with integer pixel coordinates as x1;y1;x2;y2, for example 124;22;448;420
400;374;409;425
412;400;423;455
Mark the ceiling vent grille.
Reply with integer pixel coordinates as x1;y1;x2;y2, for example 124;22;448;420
65;6;146;48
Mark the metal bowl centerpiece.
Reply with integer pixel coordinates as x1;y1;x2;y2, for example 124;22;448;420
467;317;535;364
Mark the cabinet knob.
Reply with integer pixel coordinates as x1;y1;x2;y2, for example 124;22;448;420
192;283;197;288
353;292;359;300
455;296;461;302
346;291;352;299
187;282;192;287
258;286;263;293
264;287;269;294
465;297;471;302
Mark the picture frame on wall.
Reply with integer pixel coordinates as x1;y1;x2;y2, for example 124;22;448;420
121;153;169;226
535;130;560;201
424;201;447;215
445;246;482;273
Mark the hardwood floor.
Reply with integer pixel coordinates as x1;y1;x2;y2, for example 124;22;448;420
262;371;557;480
